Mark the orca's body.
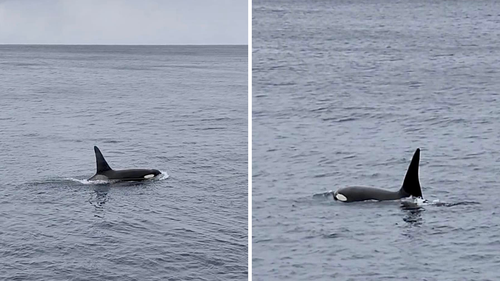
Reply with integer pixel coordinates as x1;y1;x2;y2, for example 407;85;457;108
88;146;161;182
334;148;423;202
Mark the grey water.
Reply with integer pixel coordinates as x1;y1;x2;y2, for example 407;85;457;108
0;45;247;280
253;1;500;280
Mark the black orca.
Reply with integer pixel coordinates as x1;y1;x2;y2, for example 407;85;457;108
88;146;162;182
333;148;423;202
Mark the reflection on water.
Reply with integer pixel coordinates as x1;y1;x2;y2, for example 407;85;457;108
88;186;110;218
401;202;424;226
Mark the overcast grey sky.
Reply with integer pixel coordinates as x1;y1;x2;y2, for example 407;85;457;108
0;0;247;45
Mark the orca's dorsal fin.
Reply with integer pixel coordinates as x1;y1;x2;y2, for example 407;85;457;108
94;146;112;173
400;148;423;198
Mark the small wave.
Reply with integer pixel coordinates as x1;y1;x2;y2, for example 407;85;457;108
401;198;480;209
312;190;334;199
65;178;110;185
428;199;480;207
156;170;170;181
400;197;427;210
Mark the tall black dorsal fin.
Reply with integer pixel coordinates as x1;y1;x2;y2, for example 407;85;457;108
94;146;112;173
400;148;423;198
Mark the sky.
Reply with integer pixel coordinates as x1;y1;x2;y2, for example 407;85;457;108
0;0;248;45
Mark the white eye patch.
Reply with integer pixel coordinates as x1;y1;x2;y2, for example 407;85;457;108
144;174;155;179
335;193;347;202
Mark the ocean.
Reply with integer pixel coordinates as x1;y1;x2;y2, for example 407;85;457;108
253;1;500;280
0;45;248;280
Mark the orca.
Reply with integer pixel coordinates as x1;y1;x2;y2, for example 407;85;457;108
333;148;423;202
88;146;162;182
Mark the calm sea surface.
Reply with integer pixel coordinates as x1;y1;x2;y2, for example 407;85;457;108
253;1;500;280
0;45;247;280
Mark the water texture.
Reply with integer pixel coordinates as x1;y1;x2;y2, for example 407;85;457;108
253;1;500;280
0;45;247;280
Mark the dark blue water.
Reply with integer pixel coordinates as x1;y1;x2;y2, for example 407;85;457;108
0;45;247;280
253;1;500;280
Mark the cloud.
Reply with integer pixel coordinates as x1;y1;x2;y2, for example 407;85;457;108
0;0;248;44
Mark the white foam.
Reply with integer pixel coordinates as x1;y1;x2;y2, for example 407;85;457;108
401;196;429;206
414;197;428;206
155;170;169;180
66;178;109;185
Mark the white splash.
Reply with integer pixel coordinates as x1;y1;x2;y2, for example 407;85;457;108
65;178;109;185
155;170;169;180
413;197;427;206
